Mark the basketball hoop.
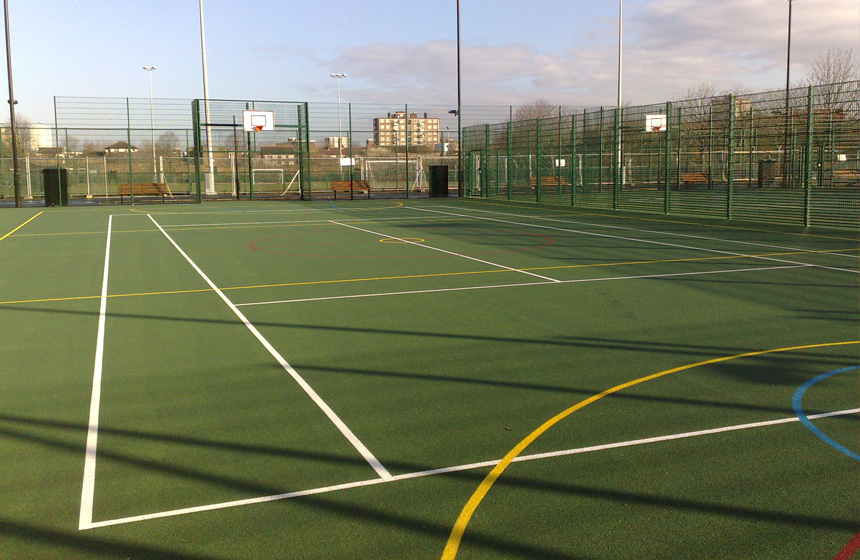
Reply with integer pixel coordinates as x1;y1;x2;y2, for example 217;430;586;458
652;125;662;132
254;125;264;132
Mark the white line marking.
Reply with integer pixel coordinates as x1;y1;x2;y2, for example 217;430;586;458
330;220;561;283
414;206;860;274
444;204;860;261
82;408;859;529
145;214;392;482
235;264;809;307
79;215;113;530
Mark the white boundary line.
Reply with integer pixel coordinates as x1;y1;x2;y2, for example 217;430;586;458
414;206;860;274
143;214;392;482
447;204;860;261
79;215;113;530
235;264;809;307
83;407;859;530
330;220;561;283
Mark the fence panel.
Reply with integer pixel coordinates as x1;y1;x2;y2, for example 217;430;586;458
463;81;859;230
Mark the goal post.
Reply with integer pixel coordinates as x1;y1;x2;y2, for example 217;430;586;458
250;169;286;192
362;158;427;192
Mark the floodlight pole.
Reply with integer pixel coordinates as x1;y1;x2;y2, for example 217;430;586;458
456;0;463;196
3;0;20;208
782;0;793;188
616;0;623;191
199;0;216;195
143;66;157;181
330;73;346;159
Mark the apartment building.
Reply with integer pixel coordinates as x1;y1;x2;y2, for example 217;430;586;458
373;111;440;147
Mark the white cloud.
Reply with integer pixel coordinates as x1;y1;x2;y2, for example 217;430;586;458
317;0;858;111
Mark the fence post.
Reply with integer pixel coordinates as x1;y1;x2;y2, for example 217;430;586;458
191;102;202;202
126;98;135;204
727;94;735;220
506;120;512;201
536;118;542;203
483;124;490;198
598;107;604;192
613;106;621;211
300;102;312;200
804;85;814;226
663;101;671;214
570;113;577;206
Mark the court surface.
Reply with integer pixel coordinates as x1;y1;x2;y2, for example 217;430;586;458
1;198;858;559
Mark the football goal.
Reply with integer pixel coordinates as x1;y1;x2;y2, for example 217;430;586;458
251;169;285;192
363;158;426;192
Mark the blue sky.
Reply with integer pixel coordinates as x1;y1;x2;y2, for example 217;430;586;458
5;0;860;124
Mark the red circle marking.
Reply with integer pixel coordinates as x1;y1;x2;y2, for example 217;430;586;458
835;532;860;560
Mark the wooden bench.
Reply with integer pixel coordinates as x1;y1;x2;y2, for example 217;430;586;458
330;180;371;199
832;169;859;186
117;183;167;203
529;176;568;188
680;172;710;186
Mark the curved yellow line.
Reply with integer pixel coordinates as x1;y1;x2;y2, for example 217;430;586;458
440;340;860;559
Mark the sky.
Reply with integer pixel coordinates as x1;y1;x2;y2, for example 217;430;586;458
3;0;859;124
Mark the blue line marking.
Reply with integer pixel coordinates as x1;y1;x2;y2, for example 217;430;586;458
792;366;860;462
329;200;339;210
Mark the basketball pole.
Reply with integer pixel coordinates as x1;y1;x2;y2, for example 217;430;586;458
199;0;216;195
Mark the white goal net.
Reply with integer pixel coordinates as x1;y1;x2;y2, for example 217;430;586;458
363;158;426;192
251;169;286;192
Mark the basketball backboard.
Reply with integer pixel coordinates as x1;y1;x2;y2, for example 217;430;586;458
645;114;667;133
243;110;275;132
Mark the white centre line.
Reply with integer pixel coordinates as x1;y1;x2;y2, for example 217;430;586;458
79;215;113;530
236;263;808;308
412;206;860;274
330;220;561;283
82;407;859;530
145;214;392;482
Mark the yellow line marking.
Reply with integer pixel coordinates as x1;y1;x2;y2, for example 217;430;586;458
380;237;425;244
0;211;43;243
440;340;860;559
1;248;852;306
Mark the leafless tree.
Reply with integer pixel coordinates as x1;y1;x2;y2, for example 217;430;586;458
2;115;33;155
155;131;181;156
798;48;858;111
514;99;560;121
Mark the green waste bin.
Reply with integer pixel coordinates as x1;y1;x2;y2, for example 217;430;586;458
429;165;449;197
43;167;69;207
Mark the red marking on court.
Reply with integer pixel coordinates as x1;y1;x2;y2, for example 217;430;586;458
835;532;860;560
248;232;553;258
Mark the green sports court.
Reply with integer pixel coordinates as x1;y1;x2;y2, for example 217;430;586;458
1;198;858;559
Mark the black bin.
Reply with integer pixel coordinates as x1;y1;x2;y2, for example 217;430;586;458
758;160;777;188
43;167;69;207
429;165;449;197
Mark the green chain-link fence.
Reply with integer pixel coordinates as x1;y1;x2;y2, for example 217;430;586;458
463;81;859;230
1;97;538;205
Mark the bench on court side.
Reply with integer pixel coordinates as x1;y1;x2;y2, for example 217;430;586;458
529;176;568;188
680;172;709;186
117;183;168;203
330;180;371;199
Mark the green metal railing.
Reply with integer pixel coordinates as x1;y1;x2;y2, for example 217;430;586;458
463;82;860;230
